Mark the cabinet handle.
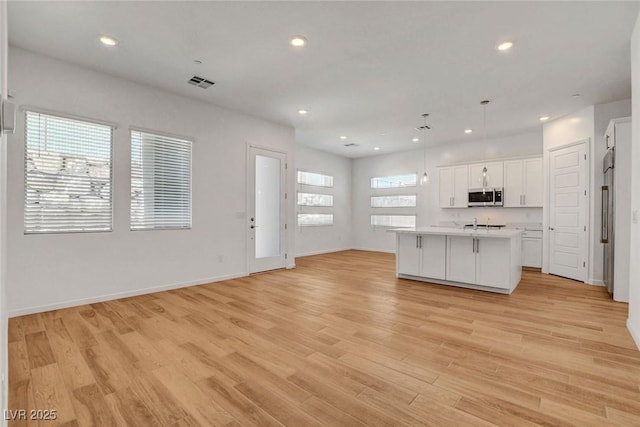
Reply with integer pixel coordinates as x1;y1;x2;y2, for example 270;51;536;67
416;236;420;248
523;194;526;206
472;238;476;253
476;238;479;253
419;235;422;248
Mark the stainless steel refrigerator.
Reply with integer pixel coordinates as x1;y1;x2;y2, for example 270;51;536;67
602;147;615;294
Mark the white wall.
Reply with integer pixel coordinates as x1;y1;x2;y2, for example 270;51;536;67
628;11;640;349
0;0;8;421
294;145;352;256
352;131;543;253
6;48;296;315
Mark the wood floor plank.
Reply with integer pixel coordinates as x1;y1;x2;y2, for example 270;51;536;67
30;364;77;426
8;250;640;426
24;331;56;369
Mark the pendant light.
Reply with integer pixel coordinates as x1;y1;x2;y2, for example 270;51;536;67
419;113;430;185
480;100;490;192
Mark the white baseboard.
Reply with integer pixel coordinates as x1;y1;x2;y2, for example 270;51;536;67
295;247;352;258
627;318;640;351
8;272;247;317
350;246;396;254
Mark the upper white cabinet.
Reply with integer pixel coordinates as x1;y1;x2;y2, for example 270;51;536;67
468;161;504;189
438;166;468;208
503;157;543;207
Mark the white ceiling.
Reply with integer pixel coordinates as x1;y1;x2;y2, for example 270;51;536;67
8;1;640;158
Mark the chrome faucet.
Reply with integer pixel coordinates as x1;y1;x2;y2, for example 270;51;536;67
473;217;478;230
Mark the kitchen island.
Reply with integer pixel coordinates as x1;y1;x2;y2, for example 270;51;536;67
391;227;523;294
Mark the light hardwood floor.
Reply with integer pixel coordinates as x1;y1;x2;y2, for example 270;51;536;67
8;250;640;426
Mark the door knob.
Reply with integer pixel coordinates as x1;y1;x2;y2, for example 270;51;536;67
250;225;255;229
549;227;554;231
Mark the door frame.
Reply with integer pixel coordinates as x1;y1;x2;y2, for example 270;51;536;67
544;138;590;282
245;143;289;274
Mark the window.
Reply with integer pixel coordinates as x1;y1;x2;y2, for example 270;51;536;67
297;192;333;207
371;215;416;228
24;111;113;233
371;174;416;189
297;170;333;187
297;169;335;226
298;214;334;226
131;130;192;230
369;173;418;228
371;195;417;208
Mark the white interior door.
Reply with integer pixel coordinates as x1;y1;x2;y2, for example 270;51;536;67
248;146;287;273
548;143;588;281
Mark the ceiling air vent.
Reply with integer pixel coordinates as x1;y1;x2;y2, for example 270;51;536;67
344;143;359;147
188;76;215;89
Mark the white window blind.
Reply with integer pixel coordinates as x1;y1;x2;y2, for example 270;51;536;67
130;130;192;230
371;214;416;228
24;111;113;233
371;195;417;208
371;174;417;189
297;170;334;187
297;192;334;207
298;213;334;226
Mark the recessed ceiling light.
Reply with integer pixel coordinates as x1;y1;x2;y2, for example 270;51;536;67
339;135;347;140
99;35;118;46
374;147;380;151
539;115;551;122
297;109;308;115
412;138;419;142
290;35;307;47
464;129;473;134
497;41;513;51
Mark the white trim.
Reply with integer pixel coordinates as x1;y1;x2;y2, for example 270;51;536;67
8;272;247;317
627;318;640;351
246;143;289;274
544;138;590;282
350;246;396;254
295;247;352;257
20;105;118;129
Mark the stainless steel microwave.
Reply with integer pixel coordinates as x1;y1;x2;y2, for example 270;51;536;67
468;188;503;207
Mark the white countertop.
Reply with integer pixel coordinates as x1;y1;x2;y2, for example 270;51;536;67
389;226;523;238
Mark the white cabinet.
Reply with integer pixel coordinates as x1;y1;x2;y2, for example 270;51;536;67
475;237;511;287
522;233;542;268
397;233;446;279
468;161;503;189
445;236;476;283
446;235;512;289
503;158;543;207
438;166;468;208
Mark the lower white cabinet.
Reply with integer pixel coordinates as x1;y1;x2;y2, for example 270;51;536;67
446;235;512;289
397;233;446;280
522;230;542;268
394;228;522;294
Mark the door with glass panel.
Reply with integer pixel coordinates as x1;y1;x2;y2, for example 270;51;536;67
248;146;287;273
